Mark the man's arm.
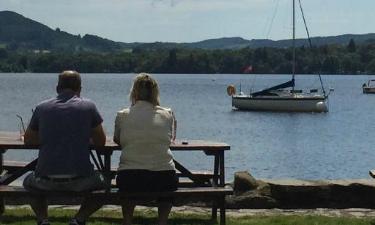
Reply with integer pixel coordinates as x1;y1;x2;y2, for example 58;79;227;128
24;127;39;145
24;106;40;145
91;124;106;147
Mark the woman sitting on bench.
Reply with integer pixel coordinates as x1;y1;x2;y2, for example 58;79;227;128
113;73;178;225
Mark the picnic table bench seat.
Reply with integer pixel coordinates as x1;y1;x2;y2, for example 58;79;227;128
3;161;217;187
0;185;233;225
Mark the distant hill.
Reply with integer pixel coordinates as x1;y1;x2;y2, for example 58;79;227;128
0;11;136;52
246;34;375;49
182;34;375;49
1;10;375;52
185;37;251;49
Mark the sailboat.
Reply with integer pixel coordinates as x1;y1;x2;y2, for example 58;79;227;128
228;0;329;112
362;80;375;94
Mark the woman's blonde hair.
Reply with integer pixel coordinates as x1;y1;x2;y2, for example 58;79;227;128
130;73;160;106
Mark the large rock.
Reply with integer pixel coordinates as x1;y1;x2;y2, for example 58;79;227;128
233;171;258;193
228;171;277;208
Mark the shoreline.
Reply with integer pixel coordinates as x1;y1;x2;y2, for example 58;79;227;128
227;172;375;210
6;205;375;218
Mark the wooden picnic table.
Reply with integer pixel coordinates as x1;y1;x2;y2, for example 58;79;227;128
0;131;231;224
0;131;230;187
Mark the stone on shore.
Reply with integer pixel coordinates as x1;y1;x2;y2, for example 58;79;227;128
233;171;258;193
227;171;277;208
227;171;375;209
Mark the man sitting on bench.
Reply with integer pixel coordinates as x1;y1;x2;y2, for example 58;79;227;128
23;70;107;225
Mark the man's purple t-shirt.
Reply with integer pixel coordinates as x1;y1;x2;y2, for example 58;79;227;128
29;90;103;177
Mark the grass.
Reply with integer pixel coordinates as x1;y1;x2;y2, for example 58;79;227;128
1;208;375;225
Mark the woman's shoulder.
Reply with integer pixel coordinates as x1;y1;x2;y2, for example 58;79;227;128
155;105;173;113
116;108;130;117
155;106;174;117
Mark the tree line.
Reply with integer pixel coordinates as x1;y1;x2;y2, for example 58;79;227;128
0;39;375;74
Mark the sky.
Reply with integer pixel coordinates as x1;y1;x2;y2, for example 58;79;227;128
2;0;375;43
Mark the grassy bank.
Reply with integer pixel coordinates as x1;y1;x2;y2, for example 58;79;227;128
1;208;375;225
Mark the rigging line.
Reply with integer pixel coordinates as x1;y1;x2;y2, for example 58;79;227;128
297;0;312;48
298;0;326;96
292;0;296;89
250;74;257;94
257;0;281;94
265;0;281;39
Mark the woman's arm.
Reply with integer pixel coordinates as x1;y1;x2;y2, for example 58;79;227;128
113;113;121;145
171;111;177;141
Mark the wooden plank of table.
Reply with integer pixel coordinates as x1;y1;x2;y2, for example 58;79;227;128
0;132;230;152
171;140;230;151
0;131;230;191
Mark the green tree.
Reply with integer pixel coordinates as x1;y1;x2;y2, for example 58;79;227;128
366;59;375;74
347;39;356;53
0;48;8;59
322;56;340;74
341;53;361;74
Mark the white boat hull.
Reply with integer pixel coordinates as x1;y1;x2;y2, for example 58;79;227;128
232;95;328;112
363;87;375;94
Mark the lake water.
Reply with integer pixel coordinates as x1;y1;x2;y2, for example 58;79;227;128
1;73;375;181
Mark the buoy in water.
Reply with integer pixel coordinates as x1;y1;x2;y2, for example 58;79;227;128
227;85;236;96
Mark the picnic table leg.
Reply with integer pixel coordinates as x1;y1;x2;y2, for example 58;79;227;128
0;149;4;214
211;153;220;220
219;195;226;225
213;153;219;186
0;198;3;215
211;202;218;221
219;151;226;224
219;151;225;186
211;151;226;221
104;152;112;192
0;150;3;175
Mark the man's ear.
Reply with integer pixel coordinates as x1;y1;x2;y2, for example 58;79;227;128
76;86;82;97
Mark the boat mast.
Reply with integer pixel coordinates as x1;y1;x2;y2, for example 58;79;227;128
292;0;296;90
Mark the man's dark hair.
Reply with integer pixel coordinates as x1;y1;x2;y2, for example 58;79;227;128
57;70;81;92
